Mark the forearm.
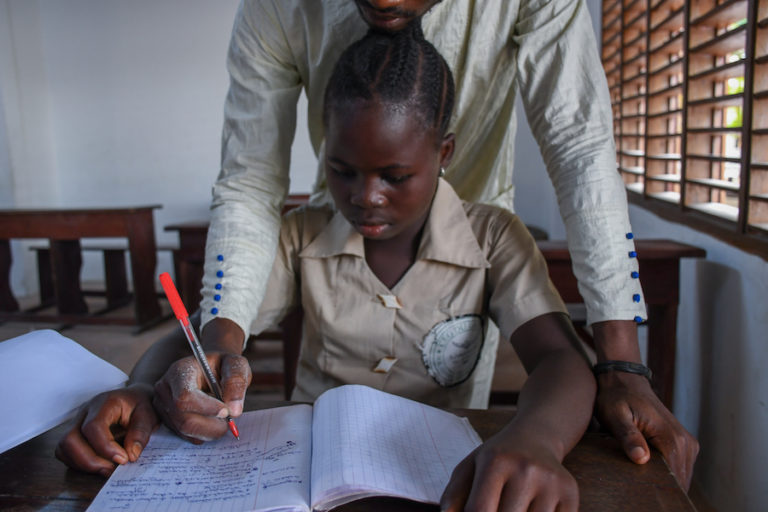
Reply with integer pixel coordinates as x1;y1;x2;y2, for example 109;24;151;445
592;319;657;412
592;319;642;363
507;351;596;460
200;317;246;354
128;328;191;386
126;312;241;386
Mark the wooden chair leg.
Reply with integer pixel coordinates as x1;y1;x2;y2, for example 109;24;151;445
103;249;130;309
49;239;88;315
35;248;55;307
0;239;19;312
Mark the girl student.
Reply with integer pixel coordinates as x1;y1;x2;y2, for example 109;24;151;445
235;23;594;511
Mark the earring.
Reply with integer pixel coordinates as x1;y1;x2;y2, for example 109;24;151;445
439;167;446;177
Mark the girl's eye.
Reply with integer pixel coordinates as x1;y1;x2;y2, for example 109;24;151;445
330;167;355;179
383;174;412;184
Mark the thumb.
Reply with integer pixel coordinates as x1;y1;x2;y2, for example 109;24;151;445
219;354;251;417
612;419;651;464
439;451;476;511
598;401;652;465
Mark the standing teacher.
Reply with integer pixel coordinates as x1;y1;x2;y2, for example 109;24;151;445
200;0;697;488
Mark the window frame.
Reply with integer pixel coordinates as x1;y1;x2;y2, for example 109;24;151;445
601;0;768;259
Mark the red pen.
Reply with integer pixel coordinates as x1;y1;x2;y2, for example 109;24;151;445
159;272;240;440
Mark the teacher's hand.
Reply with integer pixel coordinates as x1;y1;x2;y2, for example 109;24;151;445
152;352;251;443
595;371;699;490
55;383;158;477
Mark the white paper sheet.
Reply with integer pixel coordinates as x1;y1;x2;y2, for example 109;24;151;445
0;329;128;453
310;385;482;510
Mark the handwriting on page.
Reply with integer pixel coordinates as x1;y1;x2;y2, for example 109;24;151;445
87;405;313;512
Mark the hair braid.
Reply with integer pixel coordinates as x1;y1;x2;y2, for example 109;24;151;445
323;19;455;141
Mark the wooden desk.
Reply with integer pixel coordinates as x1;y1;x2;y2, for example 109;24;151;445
537;240;706;408
0;395;695;511
0;206;164;330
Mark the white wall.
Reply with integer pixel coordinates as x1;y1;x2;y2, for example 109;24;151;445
0;0;319;293
0;0;227;289
630;206;768;511
2;1;766;509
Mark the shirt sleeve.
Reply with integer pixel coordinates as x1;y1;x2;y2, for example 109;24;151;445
201;0;303;337
483;209;569;341
246;210;302;350
514;0;646;325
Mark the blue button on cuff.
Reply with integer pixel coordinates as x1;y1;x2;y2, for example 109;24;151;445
631;271;639;279
634;316;643;323
213;255;225;314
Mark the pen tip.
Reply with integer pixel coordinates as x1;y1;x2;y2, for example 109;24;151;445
228;418;240;440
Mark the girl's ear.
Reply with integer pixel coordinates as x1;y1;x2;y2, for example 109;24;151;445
439;133;456;170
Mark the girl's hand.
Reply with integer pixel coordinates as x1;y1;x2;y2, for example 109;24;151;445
440;431;578;512
55;383;158;476
152;352;251;443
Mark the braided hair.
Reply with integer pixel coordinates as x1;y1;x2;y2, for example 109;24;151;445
323;20;455;144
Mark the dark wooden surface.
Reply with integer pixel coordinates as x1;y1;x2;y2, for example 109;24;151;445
0;206;164;330
164;223;706;409
0;395;695;511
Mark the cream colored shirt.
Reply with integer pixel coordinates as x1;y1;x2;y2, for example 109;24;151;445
201;0;646;336
249;179;567;409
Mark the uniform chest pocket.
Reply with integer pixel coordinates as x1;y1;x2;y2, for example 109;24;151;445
421;314;485;387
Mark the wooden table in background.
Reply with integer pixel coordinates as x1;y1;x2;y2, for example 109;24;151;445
0;395;695;511
0;206;164;330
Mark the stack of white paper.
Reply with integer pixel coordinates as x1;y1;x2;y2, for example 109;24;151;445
0;329;128;453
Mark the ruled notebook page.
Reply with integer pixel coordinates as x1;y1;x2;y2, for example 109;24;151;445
309;385;482;511
87;404;313;512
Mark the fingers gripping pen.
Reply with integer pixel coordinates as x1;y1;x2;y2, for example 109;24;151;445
159;272;240;440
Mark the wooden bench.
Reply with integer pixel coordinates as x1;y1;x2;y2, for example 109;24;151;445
29;242;175;314
0;206;166;330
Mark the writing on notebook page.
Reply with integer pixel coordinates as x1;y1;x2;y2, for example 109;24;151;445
89;386;482;512
88;405;312;512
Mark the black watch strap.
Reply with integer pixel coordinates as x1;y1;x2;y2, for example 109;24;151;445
593;360;653;382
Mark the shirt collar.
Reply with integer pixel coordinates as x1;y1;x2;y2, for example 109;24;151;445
300;178;489;269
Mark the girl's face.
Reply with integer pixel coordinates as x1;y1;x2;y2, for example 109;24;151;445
325;101;454;243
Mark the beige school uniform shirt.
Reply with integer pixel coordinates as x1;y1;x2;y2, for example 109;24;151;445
248;179;567;409
201;0;646;339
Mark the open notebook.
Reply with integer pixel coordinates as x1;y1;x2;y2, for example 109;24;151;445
88;384;482;512
0;329;128;454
